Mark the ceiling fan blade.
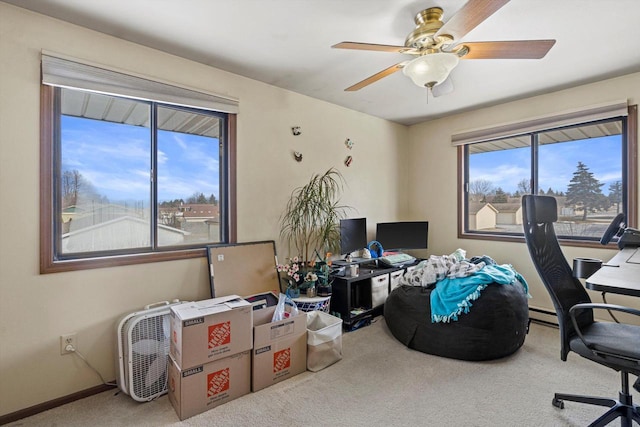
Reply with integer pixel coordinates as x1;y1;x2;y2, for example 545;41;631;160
345;63;405;91
459;40;556;59
432;77;454;97
332;42;417;54
435;0;510;41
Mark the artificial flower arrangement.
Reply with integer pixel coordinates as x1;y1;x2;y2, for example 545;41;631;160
276;252;333;298
277;256;314;296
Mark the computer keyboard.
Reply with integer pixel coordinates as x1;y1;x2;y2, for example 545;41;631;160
379;253;416;267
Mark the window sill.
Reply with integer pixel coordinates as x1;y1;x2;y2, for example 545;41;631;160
41;248;206;274
458;231;617;250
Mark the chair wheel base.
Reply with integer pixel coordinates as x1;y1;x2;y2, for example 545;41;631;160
552;397;565;409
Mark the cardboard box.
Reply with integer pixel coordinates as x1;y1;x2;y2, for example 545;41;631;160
170;295;253;369
251;305;307;392
168;351;251;421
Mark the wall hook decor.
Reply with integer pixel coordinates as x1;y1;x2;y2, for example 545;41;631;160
291;126;301;136
294;151;303;162
345;138;354;149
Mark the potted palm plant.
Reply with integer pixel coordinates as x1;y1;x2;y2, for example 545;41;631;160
279;168;350;295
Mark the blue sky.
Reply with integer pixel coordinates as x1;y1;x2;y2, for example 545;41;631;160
469;135;622;194
63;116;621;202
61;116;220;204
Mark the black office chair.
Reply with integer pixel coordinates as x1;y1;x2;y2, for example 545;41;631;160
522;195;640;426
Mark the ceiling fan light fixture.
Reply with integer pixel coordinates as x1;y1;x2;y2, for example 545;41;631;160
402;52;459;88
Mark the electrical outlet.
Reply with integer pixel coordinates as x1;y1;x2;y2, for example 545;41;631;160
60;333;77;355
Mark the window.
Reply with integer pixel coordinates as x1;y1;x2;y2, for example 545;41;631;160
458;104;637;245
40;54;237;272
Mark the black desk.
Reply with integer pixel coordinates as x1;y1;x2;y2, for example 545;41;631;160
585;247;640;297
330;264;407;330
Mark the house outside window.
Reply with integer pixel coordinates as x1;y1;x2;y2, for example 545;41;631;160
458;104;637;245
40;54;238;272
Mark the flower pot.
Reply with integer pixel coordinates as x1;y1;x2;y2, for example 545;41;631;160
306;284;317;298
317;283;332;297
286;286;300;298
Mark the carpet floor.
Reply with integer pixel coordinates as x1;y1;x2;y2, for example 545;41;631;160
5;318;639;427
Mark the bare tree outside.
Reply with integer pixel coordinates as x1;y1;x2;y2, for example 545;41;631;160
62;169;102;208
187;192;209;204
469;179;494;202
517;178;531;195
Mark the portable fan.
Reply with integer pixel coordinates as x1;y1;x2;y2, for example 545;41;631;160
116;300;182;402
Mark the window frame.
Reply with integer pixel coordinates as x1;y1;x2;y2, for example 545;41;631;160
458;105;637;248
40;85;237;273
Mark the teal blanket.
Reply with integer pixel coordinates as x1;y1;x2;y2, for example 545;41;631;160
430;264;529;323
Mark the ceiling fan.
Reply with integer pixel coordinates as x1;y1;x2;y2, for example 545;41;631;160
332;0;555;96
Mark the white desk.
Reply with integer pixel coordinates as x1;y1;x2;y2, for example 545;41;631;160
585;247;640;297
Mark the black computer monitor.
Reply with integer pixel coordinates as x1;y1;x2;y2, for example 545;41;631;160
375;221;429;250
340;218;367;255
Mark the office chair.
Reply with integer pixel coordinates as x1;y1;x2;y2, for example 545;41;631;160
522;195;640;426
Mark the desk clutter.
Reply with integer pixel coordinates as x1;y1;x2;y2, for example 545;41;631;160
378;252;416;267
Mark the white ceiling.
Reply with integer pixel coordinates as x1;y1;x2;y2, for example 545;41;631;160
6;0;640;125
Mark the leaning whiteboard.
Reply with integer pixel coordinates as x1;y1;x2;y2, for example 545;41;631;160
206;241;281;297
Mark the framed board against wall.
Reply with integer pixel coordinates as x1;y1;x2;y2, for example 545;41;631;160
206;241;282;298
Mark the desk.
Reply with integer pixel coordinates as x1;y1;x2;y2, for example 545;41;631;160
585;247;640;297
330;265;403;330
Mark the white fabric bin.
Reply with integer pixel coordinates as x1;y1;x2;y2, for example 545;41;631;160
306;311;343;372
371;274;389;307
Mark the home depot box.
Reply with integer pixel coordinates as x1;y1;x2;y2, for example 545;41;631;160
251;305;307;392
170;295;253;369
168;351;251;421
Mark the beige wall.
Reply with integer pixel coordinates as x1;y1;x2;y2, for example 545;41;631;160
0;4;408;416
406;72;640;320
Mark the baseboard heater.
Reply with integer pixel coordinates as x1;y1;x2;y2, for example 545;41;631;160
528;306;558;328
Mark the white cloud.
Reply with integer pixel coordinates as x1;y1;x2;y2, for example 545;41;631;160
62;116;221;201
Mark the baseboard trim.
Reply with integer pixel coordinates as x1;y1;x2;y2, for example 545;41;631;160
0;382;117;425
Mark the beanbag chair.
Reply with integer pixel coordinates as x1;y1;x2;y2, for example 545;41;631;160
384;283;528;361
